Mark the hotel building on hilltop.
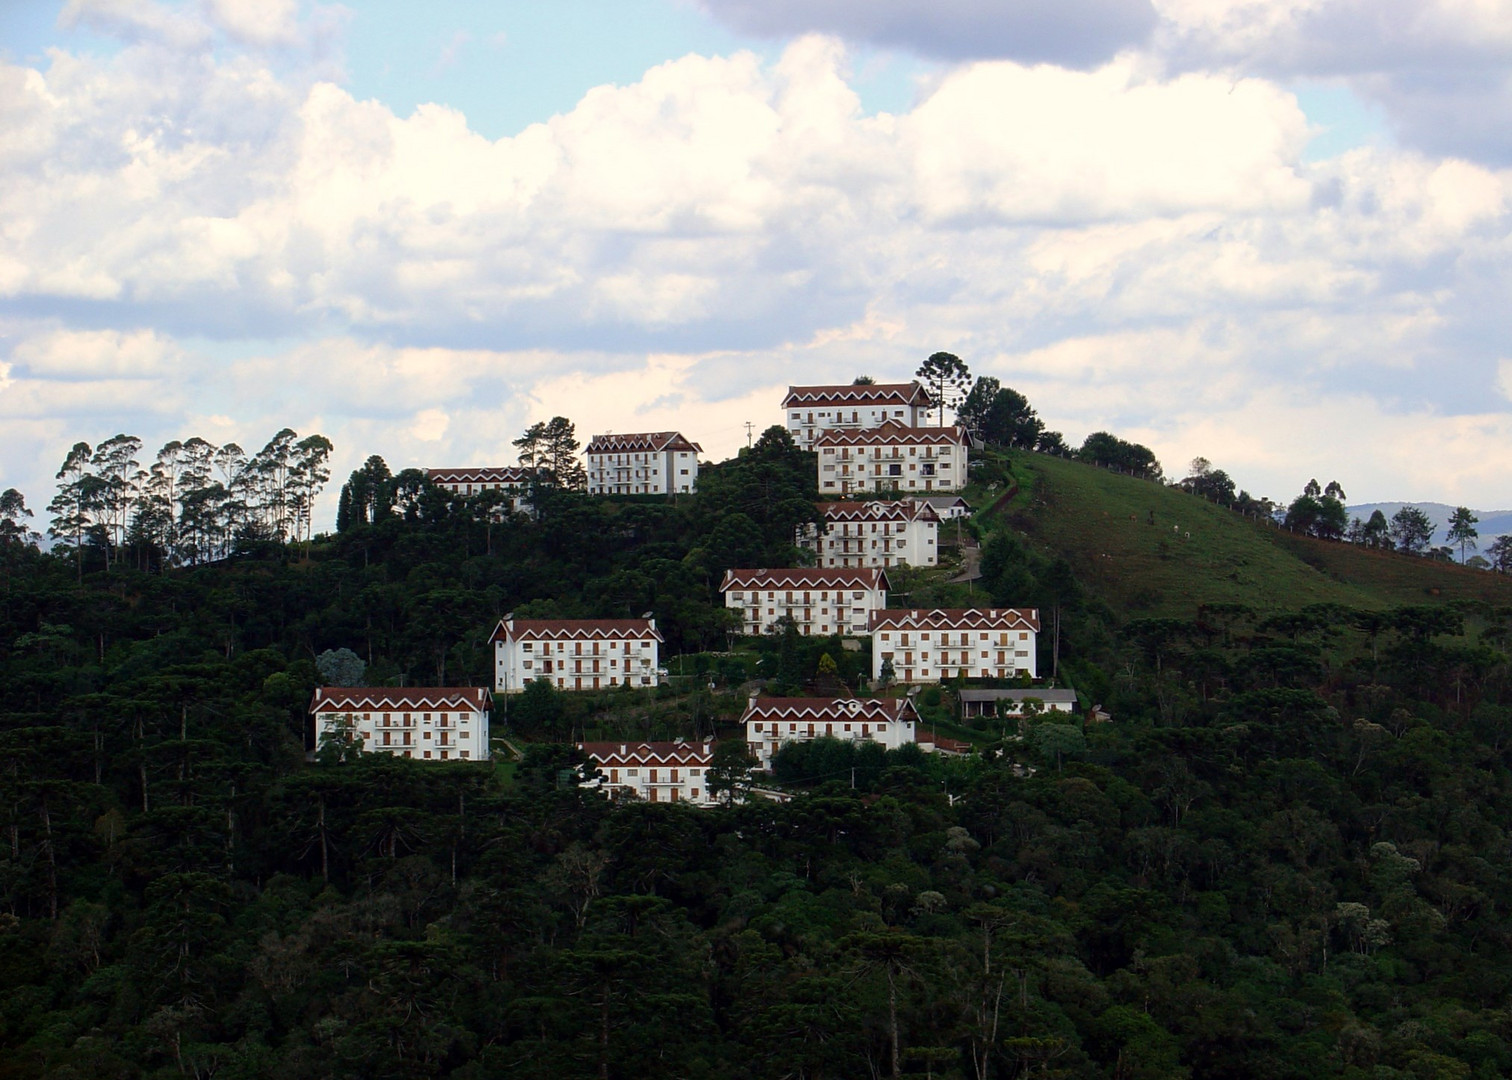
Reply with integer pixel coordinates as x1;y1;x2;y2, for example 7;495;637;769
869;608;1041;683
783;382;935;450
816;421;970;495
585;431;702;496
310;686;491;761
720;567;889;637
741;696;919;769
491;616;663;693
578;739;718;805
426;467;536;513
797;499;940;569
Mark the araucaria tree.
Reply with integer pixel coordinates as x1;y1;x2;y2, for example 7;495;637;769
514;416;586;490
915;352;972;426
1447;506;1479;562
1391;505;1435;555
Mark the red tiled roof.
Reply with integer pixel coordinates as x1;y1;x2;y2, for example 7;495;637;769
586;431;702;455
427;467;535;484
868;608;1041;632
489;617;664;644
579;740;715;766
815;421;968;448
741;696;918;722
783;382;933;408
310;686;491;712
815;499;940;523
720;567;890;592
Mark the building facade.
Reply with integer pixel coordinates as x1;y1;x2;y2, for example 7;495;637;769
816;421;970;495
797;499;940;568
869;608;1041;683
959;688;1077;719
741;696;919;769
426;467;535;512
783;382;935;450
720;567;889;637
585;431;702;496
578;739;718;805
491;616;663;693
310;686;491;761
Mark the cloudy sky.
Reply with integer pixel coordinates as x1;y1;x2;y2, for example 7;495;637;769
2;0;1511;525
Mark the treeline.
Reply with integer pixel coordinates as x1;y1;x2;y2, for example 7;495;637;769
4;492;1512;1076
26;429;334;574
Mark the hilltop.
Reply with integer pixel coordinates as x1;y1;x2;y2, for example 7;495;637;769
981;449;1512;618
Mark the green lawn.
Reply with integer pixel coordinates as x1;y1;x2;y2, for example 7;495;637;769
992;451;1512;618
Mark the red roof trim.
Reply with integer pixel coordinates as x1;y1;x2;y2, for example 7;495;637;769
489;617;664;644
427;467;535;483
586;431;703;455
740;696;917;721
310;687;492;712
782;382;934;408
814;423;968;448
720;567;889;591
868;608;1041;632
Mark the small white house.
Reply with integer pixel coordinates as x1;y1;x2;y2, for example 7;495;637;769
585;431;701;496
741;696;920;769
959;688;1077;719
491;616;663;693
816;421;971;495
783;382;936;450
720;567;889;637
309;686;491;761
869;608;1041;683
797;499;940;569
578;739;719;805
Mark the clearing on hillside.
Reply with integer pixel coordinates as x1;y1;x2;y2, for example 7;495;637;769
990;451;1512;618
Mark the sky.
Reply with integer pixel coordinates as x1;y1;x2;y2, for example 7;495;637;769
1;0;1511;530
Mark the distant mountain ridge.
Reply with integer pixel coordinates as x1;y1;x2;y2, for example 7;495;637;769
1346;502;1512;547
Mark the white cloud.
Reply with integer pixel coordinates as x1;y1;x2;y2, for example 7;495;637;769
698;0;1160;67
3;22;1512;521
203;0;300;46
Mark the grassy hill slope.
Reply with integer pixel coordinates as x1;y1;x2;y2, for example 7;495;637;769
985;450;1512;618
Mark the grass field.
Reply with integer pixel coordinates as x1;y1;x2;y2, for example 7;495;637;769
990;451;1512;618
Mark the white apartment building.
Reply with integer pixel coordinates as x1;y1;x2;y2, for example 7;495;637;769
783;382;935;450
742;696;920;769
491;616;663;693
797;499;940;569
585;431;702;496
310;686;491;761
816;421;970;495
578;739;719;805
869;608;1041;683
427;467;535;512
720;567;889;637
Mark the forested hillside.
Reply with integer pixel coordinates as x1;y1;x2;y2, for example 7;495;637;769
3;433;1512;1079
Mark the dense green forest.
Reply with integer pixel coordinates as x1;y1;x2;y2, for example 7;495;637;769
4;421;1512;1079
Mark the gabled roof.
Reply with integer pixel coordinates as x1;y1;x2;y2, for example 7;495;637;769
720;567;890;592
740;696;918;723
489;617;663;644
310;686;491;712
816;499;940;524
869;608;1041;632
783;382;934;408
579;740;715;766
427;467;535;485
815;421;969;449
586;431;702;455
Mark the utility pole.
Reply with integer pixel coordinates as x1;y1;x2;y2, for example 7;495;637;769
744;421;755;448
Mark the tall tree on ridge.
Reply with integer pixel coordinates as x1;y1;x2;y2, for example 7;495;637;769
916;352;971;427
1447;506;1479;562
